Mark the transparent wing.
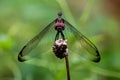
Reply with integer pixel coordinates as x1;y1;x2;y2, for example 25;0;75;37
64;19;100;62
18;20;56;62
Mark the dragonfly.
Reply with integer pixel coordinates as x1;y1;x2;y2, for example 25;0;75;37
18;12;100;80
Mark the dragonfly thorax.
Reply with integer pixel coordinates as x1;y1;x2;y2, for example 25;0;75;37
54;18;65;32
55;18;64;26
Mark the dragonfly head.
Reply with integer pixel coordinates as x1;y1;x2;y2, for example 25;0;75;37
58;12;62;18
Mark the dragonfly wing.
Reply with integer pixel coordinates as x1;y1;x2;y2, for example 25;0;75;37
64;20;100;62
18;20;55;62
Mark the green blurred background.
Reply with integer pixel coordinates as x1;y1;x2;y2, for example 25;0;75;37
0;0;120;80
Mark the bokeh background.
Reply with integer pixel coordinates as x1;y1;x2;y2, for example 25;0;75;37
0;0;120;80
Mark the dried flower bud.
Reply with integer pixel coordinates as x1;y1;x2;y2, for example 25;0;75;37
53;39;68;59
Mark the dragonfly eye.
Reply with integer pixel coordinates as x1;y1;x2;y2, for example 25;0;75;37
58;12;62;17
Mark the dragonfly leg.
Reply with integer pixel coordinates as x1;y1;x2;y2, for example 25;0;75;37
55;31;59;41
60;31;65;40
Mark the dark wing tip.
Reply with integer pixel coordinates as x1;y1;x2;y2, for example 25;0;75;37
18;46;26;62
92;56;100;62
18;54;26;62
92;50;100;62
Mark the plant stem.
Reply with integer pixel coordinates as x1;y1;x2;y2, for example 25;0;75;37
65;55;70;80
